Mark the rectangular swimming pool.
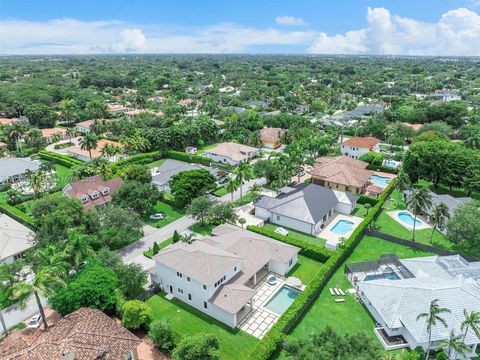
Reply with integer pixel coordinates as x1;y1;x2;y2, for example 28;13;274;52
331;219;354;236
370;174;391;188
364;272;400;281
264;285;300;314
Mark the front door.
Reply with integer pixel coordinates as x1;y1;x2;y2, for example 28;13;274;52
169;285;173;293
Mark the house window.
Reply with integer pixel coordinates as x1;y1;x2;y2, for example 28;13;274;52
126;351;134;360
203;301;208;309
203;284;207;290
276;215;280;221
289;258;293;266
234;266;237;272
176;272;183;278
187;277;190;282
178;288;184;294
92;191;100;199
102;187;110;195
188;293;192;301
80;195;89;203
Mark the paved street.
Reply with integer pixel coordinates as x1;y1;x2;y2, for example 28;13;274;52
0;295;47;334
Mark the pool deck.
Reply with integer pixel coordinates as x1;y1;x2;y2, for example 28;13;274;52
387;210;431;231
319;213;363;250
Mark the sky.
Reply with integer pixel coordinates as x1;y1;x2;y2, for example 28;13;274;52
1;0;480;55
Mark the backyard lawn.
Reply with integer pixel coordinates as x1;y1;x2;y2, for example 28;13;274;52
287;254;323;286
144;237;173;257
196;142;220;155
262;223;326;248
52;163;72;190
189;222;215;236
144;201;184;228
146;293;258;360
351;203;370;218
275;235;434;359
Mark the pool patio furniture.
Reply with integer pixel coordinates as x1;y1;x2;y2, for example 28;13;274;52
335;298;345;303
329;288;335;296
338;288;345;296
334;288;341;296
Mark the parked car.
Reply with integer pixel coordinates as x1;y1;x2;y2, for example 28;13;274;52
216;177;229;185
27;314;43;329
274;227;289;236
149;213;166;220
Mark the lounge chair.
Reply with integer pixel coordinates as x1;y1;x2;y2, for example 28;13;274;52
335;298;345;303
334;288;341;296
329;288;335;296
338;289;345;296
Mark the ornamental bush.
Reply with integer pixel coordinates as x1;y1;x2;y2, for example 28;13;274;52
121;300;151;330
149;319;176;352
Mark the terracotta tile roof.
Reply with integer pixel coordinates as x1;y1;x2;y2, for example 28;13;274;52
260;128;284;143
177;99;202;107
0;308;141;360
40;128;67;138
342;136;380;149
63;175;123;209
0;118;19;125
402;123;423;132
75;120;96;129
0;141;7;147
65;139;122;159
310;155;372;188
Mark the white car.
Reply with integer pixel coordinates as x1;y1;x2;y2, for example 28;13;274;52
27;314;43;329
274;227;289;236
149;213;166;220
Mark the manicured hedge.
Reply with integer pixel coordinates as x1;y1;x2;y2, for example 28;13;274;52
0;202;36;229
115;151;164;167
37;150;83;168
366;163;398;174
246;226;333;263
166;150;212;166
248;178;397;360
356;195;379;206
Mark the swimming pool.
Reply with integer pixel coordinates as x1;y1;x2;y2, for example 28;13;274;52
398;211;423;227
330;219;354;236
383;160;400;168
364;272;400;281
370;174;391;188
264;285;300;314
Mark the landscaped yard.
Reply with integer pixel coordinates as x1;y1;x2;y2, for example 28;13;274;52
52;163;72;190
146;159;165;169
144;237;173;257
213;186;229;197
375;189;455;251
196;142;220;155
274;235;434;359
351;203;370;218
189;222;215;236
287;254;323;286
144;201;184;228
147;293;258;360
262;223;326;248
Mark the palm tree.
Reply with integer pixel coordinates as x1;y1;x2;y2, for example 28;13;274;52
7;122;25;150
406;188;433;242
395;171;411;206
79;132;98;160
416;299;451;360
100;143;112;158
65;127;76;140
235;162;252;200
429;203;449;243
461;309;480;344
180;233;196;244
65;231;95;269
29;245;70;274
249;183;263;203
437;329;469;359
25;169;49;198
10;266;66;329
226;179;239;202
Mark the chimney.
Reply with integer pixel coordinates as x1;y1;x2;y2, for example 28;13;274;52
61;351;75;360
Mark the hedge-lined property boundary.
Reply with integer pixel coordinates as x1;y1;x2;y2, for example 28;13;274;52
366;163;398;174
247;178;397;360
37;150;83;168
246;226;333;263
356;195;379;206
115;151;164;167
0;202;36;229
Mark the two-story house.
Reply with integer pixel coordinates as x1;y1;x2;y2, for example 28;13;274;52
63;175;124;210
341;136;380;159
151;224;300;328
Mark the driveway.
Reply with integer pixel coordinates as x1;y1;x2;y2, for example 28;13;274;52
45;136;81;154
118;215;195;270
0;295;47;334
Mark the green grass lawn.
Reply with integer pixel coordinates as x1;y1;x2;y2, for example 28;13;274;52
351;203;370;218
288;255;324;286
263;223;326;248
146;293;258;360
375;189;455;251
196;142;220;155
144;201;184;228
213;186;229;197
144;237;173;257
189;223;215;236
52;164;72;190
275;235;434;359
15;191;62;216
147;159;166;169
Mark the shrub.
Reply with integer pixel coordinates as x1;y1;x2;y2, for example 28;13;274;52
149;319;176;352
116;151;164;167
0;202;35;229
366;163;398;174
121;300;151;330
152;241;160;255
357;195;379;206
246;226;333;263
37;150;83;167
172;334;220;360
359;151;384;166
436;351;448;360
166;150;212;166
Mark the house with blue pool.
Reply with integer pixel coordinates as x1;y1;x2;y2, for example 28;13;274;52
346;254;480;357
254;183;359;235
151;224;301;337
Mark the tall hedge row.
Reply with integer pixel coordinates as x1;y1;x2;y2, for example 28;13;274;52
37;150;83;168
166;150;212;166
0;202;36;229
247;178;397;360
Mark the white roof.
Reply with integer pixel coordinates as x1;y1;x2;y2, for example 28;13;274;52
0;214;34;261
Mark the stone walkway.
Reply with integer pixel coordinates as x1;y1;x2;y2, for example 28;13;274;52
238;273;286;339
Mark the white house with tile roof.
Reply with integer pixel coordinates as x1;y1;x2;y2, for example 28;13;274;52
151;224;300;328
351;255;480;357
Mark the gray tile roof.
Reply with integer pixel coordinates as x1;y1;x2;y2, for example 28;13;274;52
403;190;472;216
358;255;480;345
255;183;341;224
151;159;217;187
0;158;40;182
0;214;34;261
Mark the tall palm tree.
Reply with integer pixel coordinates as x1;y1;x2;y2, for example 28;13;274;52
226;179;239;202
249;183;263;203
65;127;76;140
65;231;95;269
437;329;469;359
235;162;252;200
416;299;451;360
29;244;70;274
395;171;411;206
25;169;49;198
10;266;66;329
79;132;98;160
406;188;433;242
7;122;25;150
461;309;480;344
429;203;449;243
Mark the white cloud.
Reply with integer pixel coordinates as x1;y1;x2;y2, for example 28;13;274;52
309;7;480;56
0;19;314;54
275;15;307;26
